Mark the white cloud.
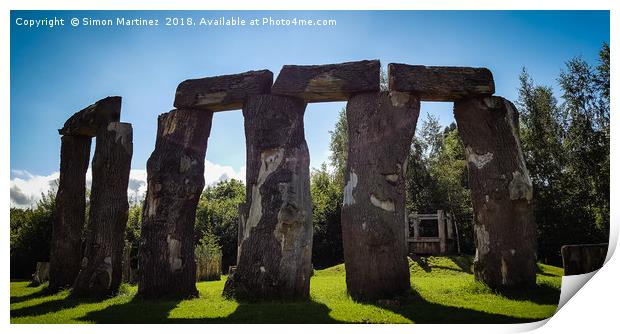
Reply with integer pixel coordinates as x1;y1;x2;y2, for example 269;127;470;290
10;161;245;209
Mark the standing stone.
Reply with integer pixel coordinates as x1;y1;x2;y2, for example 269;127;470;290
561;243;607;275
341;91;419;300
49;135;92;291
50;96;122;291
223;94;312;300
454;96;537;289
72;122;133;297
138;109;213;298
33;262;50;285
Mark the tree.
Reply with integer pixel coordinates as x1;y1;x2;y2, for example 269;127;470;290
429;126;473;254
405;116;474;254
558;52;609;244
195;179;245;272
10;189;56;279
516;44;610;265
124;203;142;282
328;107;348;187
310;163;343;268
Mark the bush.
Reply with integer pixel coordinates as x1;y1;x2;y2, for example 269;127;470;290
10;191;55;279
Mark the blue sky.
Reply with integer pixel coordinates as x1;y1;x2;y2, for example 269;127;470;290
10;10;609;206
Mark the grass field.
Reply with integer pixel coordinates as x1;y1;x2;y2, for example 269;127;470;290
10;256;562;324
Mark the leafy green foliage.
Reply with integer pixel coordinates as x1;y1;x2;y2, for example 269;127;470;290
405;116;474;253
123;203;143;280
310;163;344;268
328;108;348;187
195;179;245;271
10;190;56;278
195;232;222;281
517;44;609;264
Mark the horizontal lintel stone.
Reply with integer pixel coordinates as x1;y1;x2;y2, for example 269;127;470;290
174;70;273;112
58;96;122;137
271;60;380;103
388;63;495;101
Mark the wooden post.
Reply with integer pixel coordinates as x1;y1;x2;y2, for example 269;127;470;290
72;122;133;297
49;135;92;291
454;96;537;288
341;91;419;300
223;94;313;300
50;96;122;291
412;212;420;239
437;210;446;254
404;213;410;240
138;109;213;298
446;213;454;240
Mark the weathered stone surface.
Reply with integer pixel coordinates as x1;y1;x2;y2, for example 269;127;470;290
49;135;92;291
223;94;313;300
561;243;607;275
272;60;380;102
58;96;121;137
341;91;419;300
72;122;133;297
389;63;494;101
138;109;213;298
174;70;273;112
454;96;537;289
33;262;50;285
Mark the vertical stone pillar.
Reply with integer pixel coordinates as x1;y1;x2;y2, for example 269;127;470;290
412;213;420;239
49;135;92;291
223;94;312;300
138;109;213;298
72;122;133;297
437;210;446;254
454;96;537;288
341;91;420;300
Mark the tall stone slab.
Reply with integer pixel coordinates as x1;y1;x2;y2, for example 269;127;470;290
561;243;607;275
49;135;92;291
50;96;122;291
341;91;419;300
454;96;537;288
72;122;133;297
223;94;313;300
138;109;214;298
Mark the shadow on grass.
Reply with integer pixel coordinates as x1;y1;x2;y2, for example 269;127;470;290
77;297;182;323
198;300;344;324
493;283;561;306
10;286;56;304
409;255;432;272
11;296;106;318
447;256;474;273
78;297;345;324
367;289;547;324
409;255;474;274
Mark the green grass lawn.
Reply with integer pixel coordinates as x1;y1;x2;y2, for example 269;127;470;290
10;256;562;324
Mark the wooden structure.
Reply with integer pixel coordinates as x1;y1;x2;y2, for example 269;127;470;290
406;210;460;255
50;96;133;296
